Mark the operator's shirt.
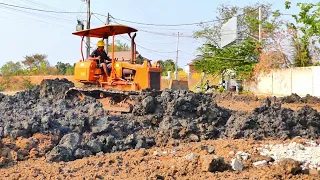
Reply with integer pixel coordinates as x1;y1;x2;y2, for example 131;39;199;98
90;49;111;64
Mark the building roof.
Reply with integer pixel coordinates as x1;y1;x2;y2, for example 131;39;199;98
112;51;140;61
187;56;203;65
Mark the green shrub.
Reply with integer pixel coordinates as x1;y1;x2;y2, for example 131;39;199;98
238;85;243;92
313;61;320;66
21;77;35;90
218;86;224;93
0;84;4;92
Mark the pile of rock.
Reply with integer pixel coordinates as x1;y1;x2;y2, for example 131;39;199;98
0;78;319;164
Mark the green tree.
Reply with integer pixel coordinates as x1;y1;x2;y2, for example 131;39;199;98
56;62;67;75
193;3;282;79
55;62;74;75
158;59;177;76
65;64;74;75
0;61;23;76
108;40;130;52
285;1;320;67
22;54;49;71
194;39;258;79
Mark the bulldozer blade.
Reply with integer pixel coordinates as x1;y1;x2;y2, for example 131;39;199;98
65;87;137;114
170;80;189;90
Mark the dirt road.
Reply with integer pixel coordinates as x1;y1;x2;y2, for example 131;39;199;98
1;138;318;180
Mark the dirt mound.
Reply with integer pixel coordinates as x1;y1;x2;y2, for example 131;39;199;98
224;101;320;140
131;89;233;145
279;93;320;104
0;79;320;165
213;93;259;102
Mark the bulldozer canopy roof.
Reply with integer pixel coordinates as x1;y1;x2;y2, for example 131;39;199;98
72;24;137;38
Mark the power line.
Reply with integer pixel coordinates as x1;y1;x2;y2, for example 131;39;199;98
19;0;65;11
110;16;247;38
3;3;74;22
137;44;177;54
116;35;177;60
139;29;194;38
179;50;195;56
110;16;217;27
90;18;178;59
76;1;86;19
0;6;70;27
104;8;260;27
119;35;176;54
111;19;195;39
130;25;199;32
0;2;87;14
92;13;105;24
110;19;193;57
13;0;84;22
110;19;188;45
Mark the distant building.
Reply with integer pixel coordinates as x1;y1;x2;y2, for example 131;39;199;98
186;56;203;73
112;51;145;64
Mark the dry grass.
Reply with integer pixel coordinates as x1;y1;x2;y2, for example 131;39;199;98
0;75;78;92
0;73;216;92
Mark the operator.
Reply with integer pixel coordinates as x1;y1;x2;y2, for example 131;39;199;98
88;40;111;75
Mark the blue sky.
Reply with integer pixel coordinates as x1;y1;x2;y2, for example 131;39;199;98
0;0;317;68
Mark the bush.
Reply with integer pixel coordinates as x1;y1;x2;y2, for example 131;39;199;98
0;84;4;91
0;76;11;90
238;85;243;92
313;61;320;66
21;77;35;90
218;86;224;93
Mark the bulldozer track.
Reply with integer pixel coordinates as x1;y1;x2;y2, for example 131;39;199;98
66;86;141;96
65;85;159;114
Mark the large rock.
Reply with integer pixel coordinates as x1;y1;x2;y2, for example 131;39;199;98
58;133;81;152
91;118;111;134
39;78;74;99
231;158;243;171
133;96;156;115
46;145;73;162
74;148;92;159
253;160;268;167
86;139;102;153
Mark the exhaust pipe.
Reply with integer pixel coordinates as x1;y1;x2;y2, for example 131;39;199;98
131;33;137;64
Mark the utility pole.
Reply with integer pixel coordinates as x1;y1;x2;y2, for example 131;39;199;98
105;13;111;53
175;32;180;80
258;7;262;42
86;0;91;59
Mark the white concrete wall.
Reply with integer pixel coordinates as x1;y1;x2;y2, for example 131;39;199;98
272;69;292;96
313;66;320;97
291;68;313;96
249;66;320;97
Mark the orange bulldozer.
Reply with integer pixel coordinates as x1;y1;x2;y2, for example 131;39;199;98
66;24;162;113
